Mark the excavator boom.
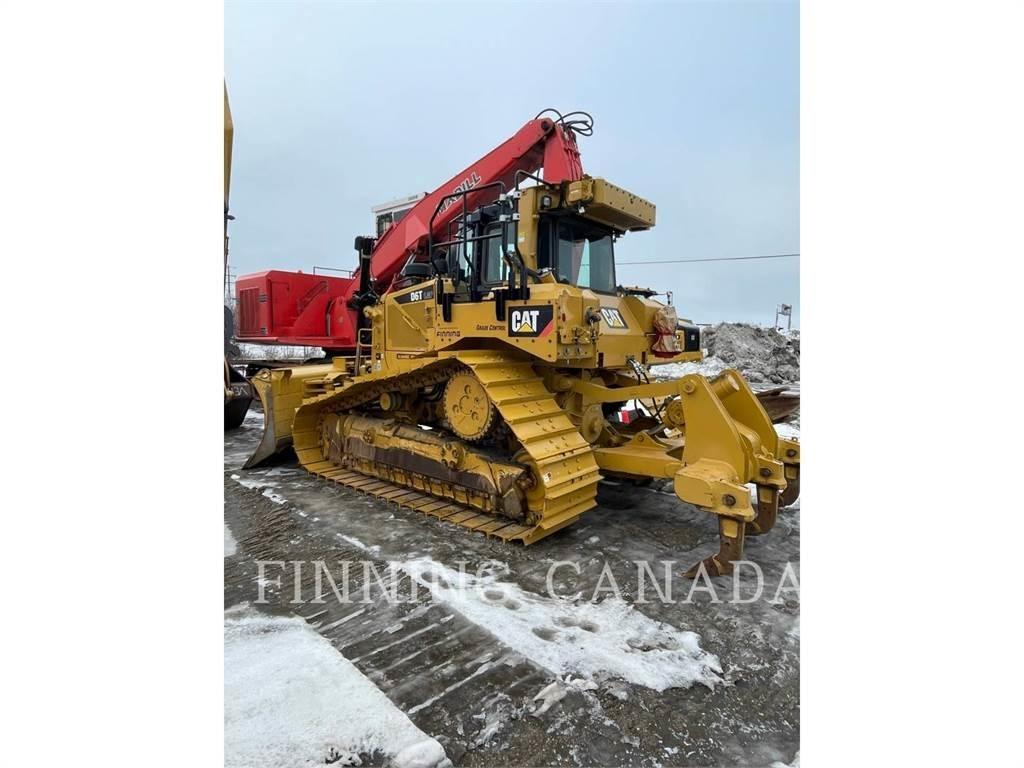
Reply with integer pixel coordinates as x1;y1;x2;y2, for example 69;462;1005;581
235;113;584;351
362;116;583;290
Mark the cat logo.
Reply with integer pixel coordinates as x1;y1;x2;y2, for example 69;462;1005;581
508;305;554;338
513;310;540;333
600;307;628;329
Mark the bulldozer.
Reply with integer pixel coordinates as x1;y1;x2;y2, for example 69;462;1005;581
236;110;800;576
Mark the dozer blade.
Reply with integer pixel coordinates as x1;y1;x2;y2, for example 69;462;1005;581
243;363;336;468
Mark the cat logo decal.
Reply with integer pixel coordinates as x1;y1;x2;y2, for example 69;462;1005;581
508;306;554;338
600;307;628;329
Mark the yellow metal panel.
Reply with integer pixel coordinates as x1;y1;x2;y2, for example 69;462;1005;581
565;178;656;231
224;83;233;206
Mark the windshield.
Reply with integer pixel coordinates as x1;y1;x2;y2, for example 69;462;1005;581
540;217;617;293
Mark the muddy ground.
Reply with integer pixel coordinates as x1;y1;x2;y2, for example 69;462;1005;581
225;407;800;767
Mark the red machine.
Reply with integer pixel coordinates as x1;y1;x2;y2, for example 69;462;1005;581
235;111;589;353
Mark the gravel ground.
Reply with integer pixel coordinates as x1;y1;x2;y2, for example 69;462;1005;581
224;407;800;767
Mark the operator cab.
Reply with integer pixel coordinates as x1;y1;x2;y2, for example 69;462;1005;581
407;177;651;320
535;214;617;294
447;207;618;297
436;200;519;301
468;213;618;294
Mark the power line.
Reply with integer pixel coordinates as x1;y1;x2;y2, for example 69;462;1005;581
617;252;799;265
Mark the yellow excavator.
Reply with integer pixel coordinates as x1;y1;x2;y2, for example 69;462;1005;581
237;111;800;575
224;84;252;429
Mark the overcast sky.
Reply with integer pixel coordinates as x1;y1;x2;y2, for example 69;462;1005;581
225;0;798;326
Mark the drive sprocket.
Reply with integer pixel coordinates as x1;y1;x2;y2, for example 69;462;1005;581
443;370;496;441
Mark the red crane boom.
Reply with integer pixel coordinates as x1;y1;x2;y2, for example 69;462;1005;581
234;114;585;352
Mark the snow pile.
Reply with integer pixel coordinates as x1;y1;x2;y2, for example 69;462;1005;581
398;559;721;692
647;356;727;380
651;323;800;384
224;605;448;768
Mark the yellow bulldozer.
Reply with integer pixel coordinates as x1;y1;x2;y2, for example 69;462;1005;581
237;110;800;576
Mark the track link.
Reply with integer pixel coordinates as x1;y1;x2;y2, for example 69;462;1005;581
291;361;541;541
457;352;602;542
289;353;600;544
302;467;540;542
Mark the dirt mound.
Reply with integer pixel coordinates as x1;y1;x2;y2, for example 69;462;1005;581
650;323;800;384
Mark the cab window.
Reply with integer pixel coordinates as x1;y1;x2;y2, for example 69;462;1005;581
482;222;509;284
538;217;616;293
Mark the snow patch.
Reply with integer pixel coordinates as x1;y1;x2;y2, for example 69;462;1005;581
649;357;728;381
339;533;381;555
531;678;597;716
262;488;287;505
232;474;276;491
224;524;238;557
243;408;264;425
787;617;800;642
398;558;721;691
531;680;568;716
224;605;448;768
231;474;288;505
772;751;800;768
774;422;800;440
394;740;449;768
